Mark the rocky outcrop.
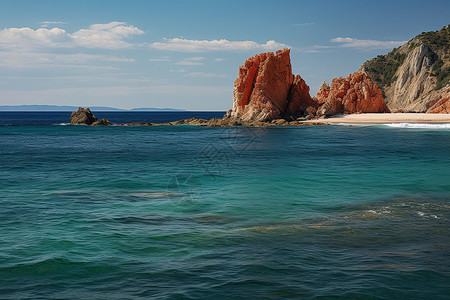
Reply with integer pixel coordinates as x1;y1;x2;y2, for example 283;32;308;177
70;107;98;125
70;107;111;126
315;72;390;116
92;118;113;126
428;98;450;113
426;85;450;113
386;45;435;111
228;48;314;121
359;25;449;112
206;117;324;127
315;80;329;105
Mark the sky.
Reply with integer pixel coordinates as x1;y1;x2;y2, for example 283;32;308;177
0;0;449;110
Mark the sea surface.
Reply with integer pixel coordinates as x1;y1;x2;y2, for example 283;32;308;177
1;112;449;299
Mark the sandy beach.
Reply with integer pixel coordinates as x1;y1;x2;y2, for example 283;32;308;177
302;113;450;125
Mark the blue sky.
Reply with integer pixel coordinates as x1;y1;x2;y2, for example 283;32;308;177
0;0;449;110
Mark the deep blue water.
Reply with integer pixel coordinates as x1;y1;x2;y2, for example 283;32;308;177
0;112;449;299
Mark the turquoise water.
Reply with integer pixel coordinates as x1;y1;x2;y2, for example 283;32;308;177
1;117;450;299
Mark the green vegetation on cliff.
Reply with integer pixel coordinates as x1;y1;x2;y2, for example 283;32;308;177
417;25;450;89
362;25;450;90
362;50;407;87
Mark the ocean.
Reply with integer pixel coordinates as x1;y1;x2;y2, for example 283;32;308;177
1;112;449;299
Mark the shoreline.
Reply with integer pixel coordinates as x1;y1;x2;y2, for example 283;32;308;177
65;109;450;127
301;113;450;125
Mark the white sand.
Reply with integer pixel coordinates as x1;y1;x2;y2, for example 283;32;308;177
302;113;450;124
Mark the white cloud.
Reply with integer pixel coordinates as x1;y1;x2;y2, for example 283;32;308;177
330;37;407;49
0;27;71;48
72;22;144;49
175;56;205;66
40;21;68;28
303;49;320;53
0;22;144;50
0;51;134;68
150;38;289;52
149;58;171;62
214;58;225;62
170;69;187;73
185;72;227;78
41;21;67;25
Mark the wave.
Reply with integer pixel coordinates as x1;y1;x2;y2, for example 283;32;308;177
384;123;450;129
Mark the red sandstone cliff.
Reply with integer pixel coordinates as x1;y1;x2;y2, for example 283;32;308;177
315;72;390;116
426;85;450;113
227;49;391;122
228;48;314;121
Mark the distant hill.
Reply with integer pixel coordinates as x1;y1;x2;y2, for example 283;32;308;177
0;105;186;112
359;24;449;112
130;108;186;111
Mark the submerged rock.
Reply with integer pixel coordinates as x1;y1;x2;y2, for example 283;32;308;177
70;107;98;125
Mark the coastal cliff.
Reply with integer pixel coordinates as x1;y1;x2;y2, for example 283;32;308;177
359;25;450;112
70;26;449;127
226;48;389;122
227;48;315;122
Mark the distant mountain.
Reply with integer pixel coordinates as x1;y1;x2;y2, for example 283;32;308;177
0;105;186;112
130;108;186;111
359;24;449;112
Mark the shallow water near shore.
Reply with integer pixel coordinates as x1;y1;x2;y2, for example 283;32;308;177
1;112;450;299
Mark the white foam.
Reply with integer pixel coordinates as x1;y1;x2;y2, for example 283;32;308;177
384;123;450;129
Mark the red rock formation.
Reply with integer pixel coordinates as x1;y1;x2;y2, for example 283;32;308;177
425;85;450;113
230;48;313;121
427;97;450;113
316;72;390;116
315;80;330;105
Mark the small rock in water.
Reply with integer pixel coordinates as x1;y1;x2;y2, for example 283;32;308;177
92;118;112;126
70;107;98;125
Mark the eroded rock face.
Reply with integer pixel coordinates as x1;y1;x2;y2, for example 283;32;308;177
70;107;98;125
359;25;450;113
315;80;330;105
316;72;390;116
384;44;436;112
428;98;450;113
230;48;313;121
426;85;450;113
